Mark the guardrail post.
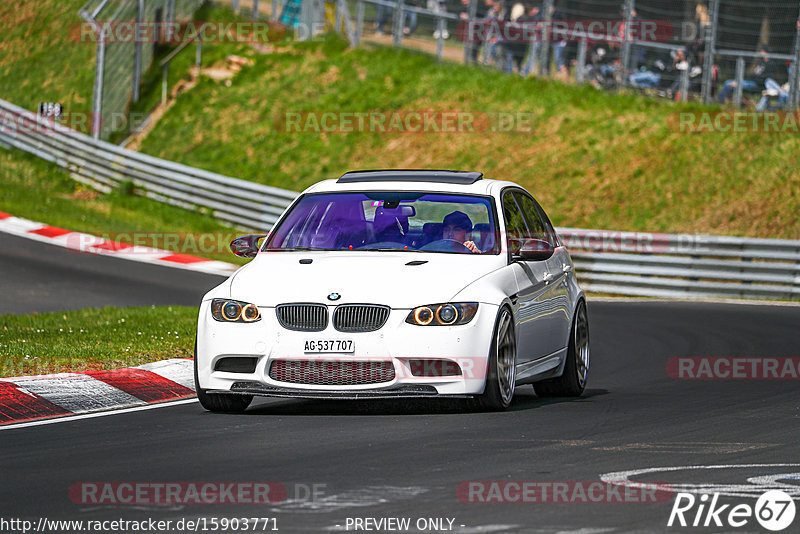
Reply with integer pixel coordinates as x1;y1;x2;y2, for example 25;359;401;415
132;0;144;103
91;28;106;139
335;0;342;32
232;0;240;14
393;0;404;47
356;0;364;45
576;37;587;84
253;0;260;20
272;0;279;21
435;15;444;61
539;0;553;75
701;0;718;103
619;0;634;87
162;63;169;106
733;56;745;107
196;36;203;69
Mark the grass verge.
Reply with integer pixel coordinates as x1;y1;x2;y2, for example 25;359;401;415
0;147;247;264
0;306;196;377
0;0;94;115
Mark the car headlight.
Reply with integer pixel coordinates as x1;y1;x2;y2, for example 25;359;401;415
210;298;261;323
405;303;478;326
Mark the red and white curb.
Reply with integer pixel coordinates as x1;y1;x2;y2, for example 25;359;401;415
0;358;196;425
0;211;238;276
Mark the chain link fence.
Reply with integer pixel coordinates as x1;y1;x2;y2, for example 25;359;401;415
80;0;206;140
319;0;800;108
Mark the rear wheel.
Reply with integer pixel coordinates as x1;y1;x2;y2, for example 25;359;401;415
194;343;253;413
469;306;517;411
533;301;589;397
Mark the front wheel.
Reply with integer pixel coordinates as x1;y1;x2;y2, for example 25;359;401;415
469;306;517;411
194;343;253;413
533;300;589;397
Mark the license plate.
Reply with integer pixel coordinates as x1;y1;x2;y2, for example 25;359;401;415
304;339;355;353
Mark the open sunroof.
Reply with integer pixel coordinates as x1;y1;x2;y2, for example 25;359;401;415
337;170;484;185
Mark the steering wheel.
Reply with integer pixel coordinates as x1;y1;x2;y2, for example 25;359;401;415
419;239;472;253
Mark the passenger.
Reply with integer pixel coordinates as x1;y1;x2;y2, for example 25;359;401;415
442;211;481;253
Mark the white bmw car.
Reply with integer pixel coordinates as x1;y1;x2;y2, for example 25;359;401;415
195;170;589;411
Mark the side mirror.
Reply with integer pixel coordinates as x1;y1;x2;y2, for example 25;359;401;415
516;239;554;262
230;234;267;258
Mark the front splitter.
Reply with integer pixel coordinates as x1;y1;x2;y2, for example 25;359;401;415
207;382;473;400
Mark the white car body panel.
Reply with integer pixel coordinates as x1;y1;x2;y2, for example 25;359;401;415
226;251;508;308
195;174;585;400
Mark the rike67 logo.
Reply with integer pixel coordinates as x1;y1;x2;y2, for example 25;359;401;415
668;490;796;531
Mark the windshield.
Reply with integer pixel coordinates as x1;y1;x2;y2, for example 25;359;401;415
265;192;500;254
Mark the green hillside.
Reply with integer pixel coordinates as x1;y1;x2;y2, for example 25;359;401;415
135;35;800;239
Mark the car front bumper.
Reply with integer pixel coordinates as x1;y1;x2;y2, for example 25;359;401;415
196;301;499;397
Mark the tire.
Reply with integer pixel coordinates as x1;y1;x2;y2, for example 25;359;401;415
194;342;253;413
533;300;589;398
469;306;517;411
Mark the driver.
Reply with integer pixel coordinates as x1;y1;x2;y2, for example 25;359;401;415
442;211;481;253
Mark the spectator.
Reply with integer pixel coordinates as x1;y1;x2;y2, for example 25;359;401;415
403;0;419;36
550;4;568;77
480;0;503;65
458;0;472;21
429;0;449;39
376;3;391;34
459;0;487;63
685;36;703;68
584;41;620;88
375;0;419;36
717;46;779;104
500;1;528;74
756;79;789;111
521;4;542;75
691;3;710;42
628;48;686;91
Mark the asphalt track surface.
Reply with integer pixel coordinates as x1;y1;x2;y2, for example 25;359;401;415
0;232;222;313
2;230;800;532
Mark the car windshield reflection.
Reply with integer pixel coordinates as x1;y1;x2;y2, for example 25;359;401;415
265;192;500;255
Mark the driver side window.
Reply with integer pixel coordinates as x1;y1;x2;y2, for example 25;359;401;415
513;192;553;245
502;192;529;255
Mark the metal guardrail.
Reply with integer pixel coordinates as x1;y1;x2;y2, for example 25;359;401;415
0;98;296;229
1;95;798;301
559;229;800;300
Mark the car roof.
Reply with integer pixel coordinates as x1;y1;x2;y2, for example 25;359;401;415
303;171;521;197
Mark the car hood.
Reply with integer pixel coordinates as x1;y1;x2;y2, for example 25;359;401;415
227;251;504;308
